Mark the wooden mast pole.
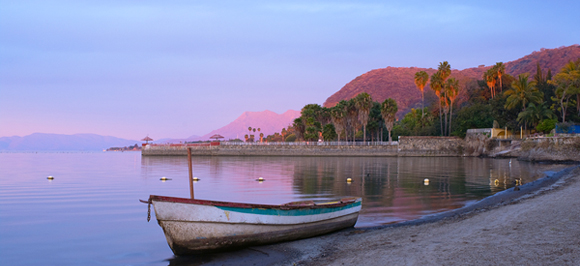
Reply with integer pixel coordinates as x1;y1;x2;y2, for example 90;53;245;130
188;147;194;199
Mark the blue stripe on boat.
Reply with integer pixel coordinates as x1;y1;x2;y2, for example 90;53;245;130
216;201;361;216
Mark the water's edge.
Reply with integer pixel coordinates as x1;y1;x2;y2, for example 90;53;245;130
362;164;580;231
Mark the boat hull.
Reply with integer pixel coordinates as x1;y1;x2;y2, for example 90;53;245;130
150;196;361;255
160;213;358;255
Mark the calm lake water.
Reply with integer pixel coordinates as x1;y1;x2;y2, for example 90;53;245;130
0;152;565;265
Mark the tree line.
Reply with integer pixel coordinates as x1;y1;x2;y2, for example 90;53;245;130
264;95;398;143
265;58;579;142
402;59;580;138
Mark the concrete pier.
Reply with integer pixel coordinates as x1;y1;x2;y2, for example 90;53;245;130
142;136;464;157
142;135;580;162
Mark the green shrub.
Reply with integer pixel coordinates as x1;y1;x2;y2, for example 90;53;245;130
285;134;296;142
536;119;557;133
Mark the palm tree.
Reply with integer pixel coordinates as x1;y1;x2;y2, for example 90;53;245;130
504;74;542;126
430;72;444;135
292;118;304;140
517;102;555;129
381;98;398;144
281;128;287;140
445;77;460;136
495;62;505;92
441;94;449;136
330;102;346;142
414;71;429;117
354;93;373;143
431;61;451;136
484;69;497;98
438;61;451;81
345;99;358;142
549;60;580;122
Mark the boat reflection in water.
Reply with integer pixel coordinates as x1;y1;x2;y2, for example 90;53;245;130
141;156;559;228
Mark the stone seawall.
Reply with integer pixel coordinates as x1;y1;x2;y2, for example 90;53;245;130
142;144;400;157
142;136;580;161
398;136;464;156
142;137;463;157
518;136;580;162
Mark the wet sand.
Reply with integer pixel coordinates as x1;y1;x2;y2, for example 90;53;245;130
169;165;580;266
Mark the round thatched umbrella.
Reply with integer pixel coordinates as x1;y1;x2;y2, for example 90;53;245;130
141;136;153;144
209;134;224;141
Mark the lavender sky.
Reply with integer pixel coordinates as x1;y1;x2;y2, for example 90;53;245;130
1;1;579;140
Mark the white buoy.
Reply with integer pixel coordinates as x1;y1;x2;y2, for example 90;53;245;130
423;178;429;185
47;176;54;180
256;177;264;182
160;177;172;181
346;178;352;183
193;177;200;182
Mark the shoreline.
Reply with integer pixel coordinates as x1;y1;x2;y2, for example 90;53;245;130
365;164;578;230
166;164;580;265
142;136;580;163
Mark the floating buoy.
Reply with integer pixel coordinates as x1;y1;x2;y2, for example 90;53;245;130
423;178;429;185
346;178;352;183
256;177;264;182
160;177;172;181
193;177;200;182
47;176;54;180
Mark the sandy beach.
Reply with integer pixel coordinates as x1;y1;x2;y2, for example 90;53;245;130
170;165;580;266
295;165;580;266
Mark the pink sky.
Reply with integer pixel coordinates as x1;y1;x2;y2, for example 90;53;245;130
1;1;579;140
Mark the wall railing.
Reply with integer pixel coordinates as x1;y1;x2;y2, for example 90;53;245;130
219;141;398;146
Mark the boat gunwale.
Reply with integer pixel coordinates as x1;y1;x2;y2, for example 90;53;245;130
149;195;361;210
156;211;360;225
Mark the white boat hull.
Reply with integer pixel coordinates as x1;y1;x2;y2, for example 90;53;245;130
149;196;361;255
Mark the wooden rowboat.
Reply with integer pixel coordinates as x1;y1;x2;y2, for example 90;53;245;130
144;195;362;255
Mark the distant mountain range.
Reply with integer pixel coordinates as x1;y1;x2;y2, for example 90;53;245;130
0;110;300;150
323;44;580;116
0;133;139;151
159;110;301;143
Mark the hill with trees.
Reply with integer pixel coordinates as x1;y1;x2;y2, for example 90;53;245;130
323;45;580;117
280;45;580;143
